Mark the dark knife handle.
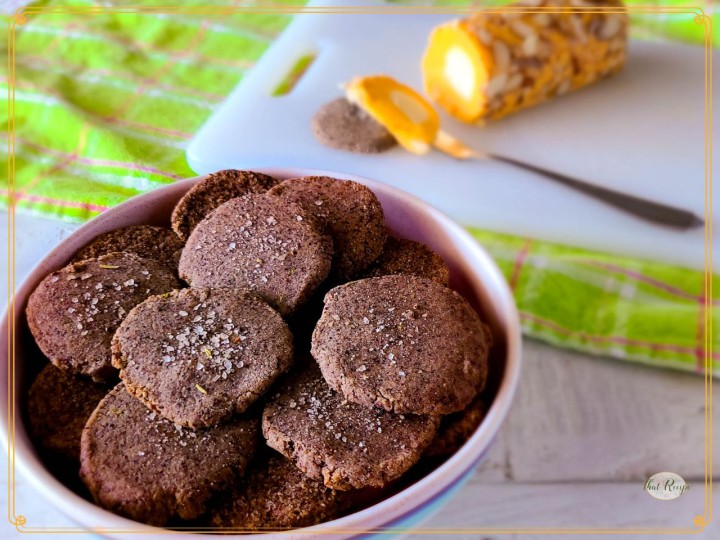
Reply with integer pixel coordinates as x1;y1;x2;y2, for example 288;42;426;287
494;155;703;230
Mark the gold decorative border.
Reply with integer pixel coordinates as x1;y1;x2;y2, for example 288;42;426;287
5;2;713;535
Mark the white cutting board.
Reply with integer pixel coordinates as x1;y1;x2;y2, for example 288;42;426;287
187;0;717;270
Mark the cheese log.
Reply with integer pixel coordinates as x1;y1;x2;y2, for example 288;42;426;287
421;0;629;123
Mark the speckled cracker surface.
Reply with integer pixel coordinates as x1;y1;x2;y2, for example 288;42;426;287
72;225;185;272
210;453;351;529
311;98;397;154
360;236;449;285
268;176;386;279
312;275;491;415
80;385;258;526
179;194;332;316
112;288;293;428
171;169;279;241
262;364;439;490
26;253;181;382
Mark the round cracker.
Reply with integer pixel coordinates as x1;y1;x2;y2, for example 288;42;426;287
268;176;386;279
171;169;279;241
112;288;293;428
178;194;332;316
311;275;492;415
73;225;184;272
80;385;258;526
27;253;181;382
262;364;439;490
311;98;397;154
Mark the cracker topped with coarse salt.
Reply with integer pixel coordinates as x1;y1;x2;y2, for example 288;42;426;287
262;363;439;491
26;252;181;382
179;194;333;316
311;275;492;415
112;287;293;428
268;176;386;280
171;169;279;241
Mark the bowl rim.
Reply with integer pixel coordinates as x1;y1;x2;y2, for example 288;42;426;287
0;167;522;539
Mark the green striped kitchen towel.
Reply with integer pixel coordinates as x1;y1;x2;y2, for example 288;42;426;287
2;0;717;375
469;229;717;375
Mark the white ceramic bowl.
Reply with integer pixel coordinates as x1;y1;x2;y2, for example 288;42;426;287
0;168;521;538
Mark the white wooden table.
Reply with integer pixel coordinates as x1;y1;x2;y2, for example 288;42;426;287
1;211;718;539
